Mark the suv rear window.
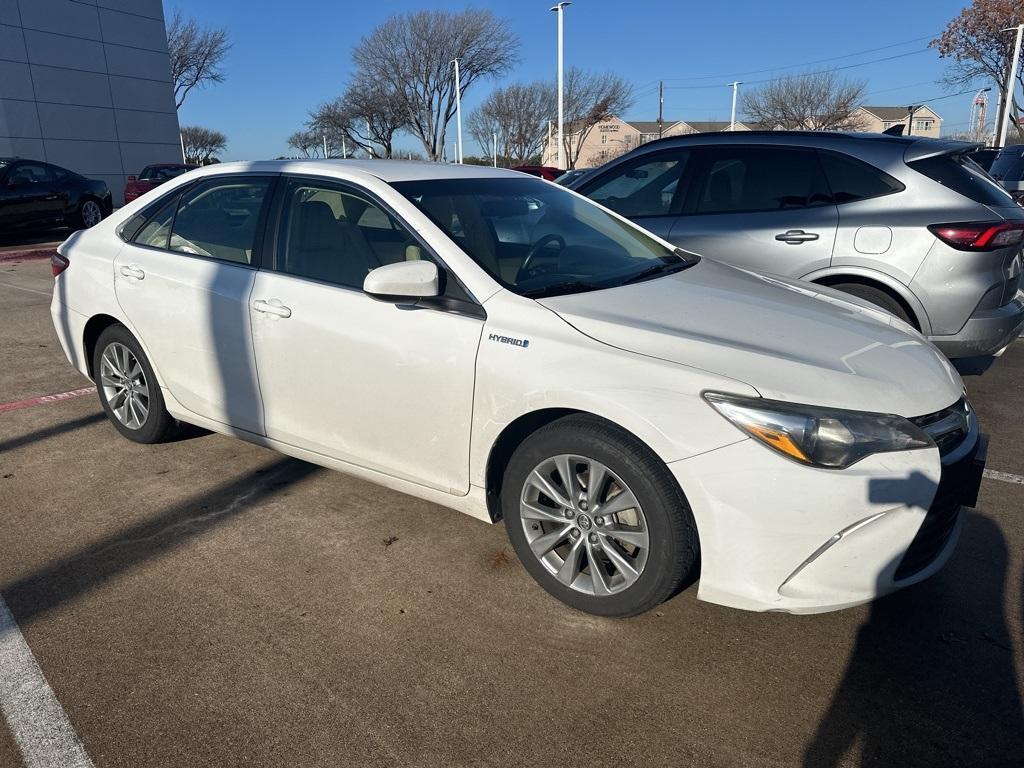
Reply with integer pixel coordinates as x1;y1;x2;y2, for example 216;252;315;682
988;147;1024;182
909;153;1015;206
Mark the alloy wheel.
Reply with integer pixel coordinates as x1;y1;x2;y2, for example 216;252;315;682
520;454;649;596
82;200;102;227
99;342;150;429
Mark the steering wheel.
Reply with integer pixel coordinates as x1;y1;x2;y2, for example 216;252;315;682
518;234;567;281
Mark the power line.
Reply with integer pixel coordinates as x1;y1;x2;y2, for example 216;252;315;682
640;33;938;87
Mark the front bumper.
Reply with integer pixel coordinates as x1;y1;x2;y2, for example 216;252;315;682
929;295;1024;358
668;428;985;614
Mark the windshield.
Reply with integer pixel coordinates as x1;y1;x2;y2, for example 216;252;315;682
140;165;191;181
392;177;694;298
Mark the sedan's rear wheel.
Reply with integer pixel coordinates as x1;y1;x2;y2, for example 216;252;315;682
93;325;175;443
503;415;699;617
78;199;103;228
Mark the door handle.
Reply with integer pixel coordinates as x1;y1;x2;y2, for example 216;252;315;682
775;230;819;244
252;299;292;318
119;264;145;280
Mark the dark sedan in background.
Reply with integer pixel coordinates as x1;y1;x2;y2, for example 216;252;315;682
0;158;112;234
123;163;195;203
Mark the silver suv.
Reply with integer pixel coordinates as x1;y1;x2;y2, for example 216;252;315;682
568;132;1024;358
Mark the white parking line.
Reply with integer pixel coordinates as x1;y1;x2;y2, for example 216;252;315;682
983;469;1024;485
0;597;94;768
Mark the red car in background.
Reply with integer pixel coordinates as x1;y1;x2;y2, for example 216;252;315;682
511;165;564;181
123;163;195;203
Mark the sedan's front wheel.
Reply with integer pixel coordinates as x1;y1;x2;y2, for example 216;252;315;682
503;415;699;617
93;325;175;443
78;199;103;229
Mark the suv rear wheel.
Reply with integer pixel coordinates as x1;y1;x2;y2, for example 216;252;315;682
831;282;913;326
502;415;699;617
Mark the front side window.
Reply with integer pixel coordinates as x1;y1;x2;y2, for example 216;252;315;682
168;178;271;264
393;176;694;298
276;179;427;288
691;147;830;214
582;152;689;218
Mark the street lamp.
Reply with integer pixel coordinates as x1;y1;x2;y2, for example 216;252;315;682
728;81;741;131
550;2;571;169
998;24;1024;148
452;58;463;163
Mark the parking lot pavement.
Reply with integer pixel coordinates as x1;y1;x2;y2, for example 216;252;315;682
1;257;1022;767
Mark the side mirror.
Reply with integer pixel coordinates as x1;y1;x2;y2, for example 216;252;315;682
363;260;439;302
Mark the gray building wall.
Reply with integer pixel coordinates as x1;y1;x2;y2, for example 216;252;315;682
0;0;181;205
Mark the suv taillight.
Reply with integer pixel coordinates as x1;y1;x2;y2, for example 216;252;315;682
51;251;69;277
928;221;1024;250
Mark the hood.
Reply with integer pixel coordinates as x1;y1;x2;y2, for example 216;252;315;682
538;259;963;417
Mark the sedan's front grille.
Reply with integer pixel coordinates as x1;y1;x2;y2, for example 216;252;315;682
911;398;972;458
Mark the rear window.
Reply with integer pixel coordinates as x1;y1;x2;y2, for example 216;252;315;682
909;153;1015;206
988;148;1024;182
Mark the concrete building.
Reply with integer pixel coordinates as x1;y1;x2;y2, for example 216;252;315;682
0;0;181;204
853;106;943;139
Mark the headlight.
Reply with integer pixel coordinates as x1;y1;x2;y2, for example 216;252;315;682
703;393;934;469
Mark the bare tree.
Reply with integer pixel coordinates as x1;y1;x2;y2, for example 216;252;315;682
166;10;230;109
932;0;1024;137
468;81;555;165
180;125;226;164
352;9;519;160
561;68;634;169
742;72;868;131
287;130;323;159
309;76;408;159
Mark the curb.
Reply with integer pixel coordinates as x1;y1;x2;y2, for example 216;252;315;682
0;248;57;263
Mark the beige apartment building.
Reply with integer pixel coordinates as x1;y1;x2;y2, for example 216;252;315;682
541;106;943;169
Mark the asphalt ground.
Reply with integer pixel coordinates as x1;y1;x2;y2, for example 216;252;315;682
1;256;1022;767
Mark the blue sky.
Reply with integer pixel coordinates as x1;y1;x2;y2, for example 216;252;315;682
172;0;991;161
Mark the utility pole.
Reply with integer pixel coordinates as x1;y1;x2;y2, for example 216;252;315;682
493;132;497;167
906;104;920;137
179;132;186;163
546;120;552;164
728;81;741;131
452;58;463;163
658;80;664;137
322;135;328;158
551;2;571;169
998;24;1024;148
341;135;347;159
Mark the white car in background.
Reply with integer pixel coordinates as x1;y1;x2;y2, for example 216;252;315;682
50;160;986;617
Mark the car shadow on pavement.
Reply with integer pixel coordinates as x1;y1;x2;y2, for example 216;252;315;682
0;457;318;627
802;510;1023;767
952;355;998;377
0;412;105;454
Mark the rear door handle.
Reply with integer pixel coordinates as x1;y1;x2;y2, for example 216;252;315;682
252;299;292;318
775;229;819;244
119;264;145;280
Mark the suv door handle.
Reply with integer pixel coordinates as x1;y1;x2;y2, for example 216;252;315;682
119;264;145;280
775;230;819;244
252;299;292;318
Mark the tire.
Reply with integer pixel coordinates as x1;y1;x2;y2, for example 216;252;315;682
831;282;913;326
77;198;103;229
92;324;176;444
502;414;699;617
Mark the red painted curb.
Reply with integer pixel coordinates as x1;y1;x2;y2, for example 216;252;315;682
0;386;97;414
0;248;57;263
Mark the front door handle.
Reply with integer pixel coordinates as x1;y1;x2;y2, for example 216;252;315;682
252;298;292;318
775;229;820;244
119;264;145;280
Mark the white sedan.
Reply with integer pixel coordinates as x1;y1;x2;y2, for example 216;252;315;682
50;160;986;616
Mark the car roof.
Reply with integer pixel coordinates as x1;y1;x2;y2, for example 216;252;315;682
190;159;528;183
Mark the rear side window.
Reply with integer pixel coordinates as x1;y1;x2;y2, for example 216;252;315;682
133;196;178;249
690;146;830;214
582;152;689;217
817;151;903;203
169;178;272;264
909;153;1014;206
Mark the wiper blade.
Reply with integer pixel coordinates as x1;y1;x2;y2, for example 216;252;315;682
521;280;607;298
621;259;691;285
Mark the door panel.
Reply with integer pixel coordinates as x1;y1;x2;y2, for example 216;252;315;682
250;273;482;492
668;145;838;278
114;245;265;433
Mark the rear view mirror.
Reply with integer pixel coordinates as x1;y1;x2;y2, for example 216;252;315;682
625;169;649;179
363;260;439;301
480;198;530;217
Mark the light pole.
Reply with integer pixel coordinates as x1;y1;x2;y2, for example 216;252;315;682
998;24;1024;148
728;81;741;131
452;58;463;163
551;2;571;169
